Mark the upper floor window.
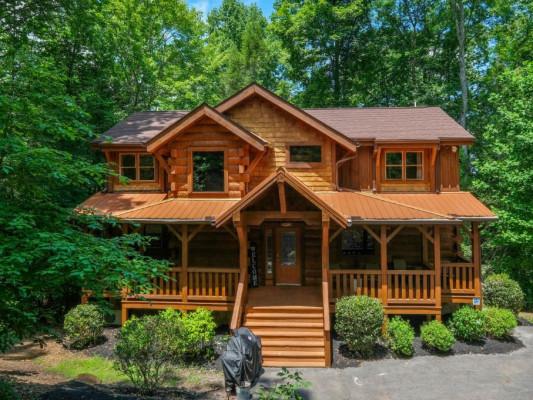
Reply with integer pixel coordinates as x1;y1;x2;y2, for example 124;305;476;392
385;151;423;181
288;145;322;164
120;154;155;181
192;151;225;192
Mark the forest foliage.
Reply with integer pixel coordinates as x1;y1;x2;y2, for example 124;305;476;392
0;0;531;348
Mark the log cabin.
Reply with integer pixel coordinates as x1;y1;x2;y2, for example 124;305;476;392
80;83;496;367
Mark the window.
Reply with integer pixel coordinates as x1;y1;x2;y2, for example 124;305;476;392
289;145;322;163
120;154;156;181
384;151;424;181
192;151;225;192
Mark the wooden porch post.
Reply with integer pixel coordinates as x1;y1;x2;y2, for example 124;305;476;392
380;225;388;306
434;225;442;320
472;222;482;308
321;215;331;367
236;216;248;295
181;225;189;303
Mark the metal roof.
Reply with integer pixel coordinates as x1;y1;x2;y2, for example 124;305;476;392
77;192;168;215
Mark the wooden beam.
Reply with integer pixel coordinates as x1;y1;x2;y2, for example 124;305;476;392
223;225;238;241
247;147;269;176
187;224;205;242
329;227;344;243
380;225;388;305
167;224;182;242
422;226;429;265
155;152;170;175
386;225;404;244
416;225;434;244
472;222;482;307
181;225;189;303
434;225;441;314
278;181;287;214
243;211;321;226
363;224;381;244
321;216;330;284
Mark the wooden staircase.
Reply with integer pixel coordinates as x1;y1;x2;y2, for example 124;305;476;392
243;305;327;367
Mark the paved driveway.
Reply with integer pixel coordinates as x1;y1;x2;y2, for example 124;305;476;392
257;326;533;400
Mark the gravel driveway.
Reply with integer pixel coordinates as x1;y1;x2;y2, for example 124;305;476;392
256;326;533;400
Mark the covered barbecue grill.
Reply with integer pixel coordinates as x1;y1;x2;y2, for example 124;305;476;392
221;327;263;396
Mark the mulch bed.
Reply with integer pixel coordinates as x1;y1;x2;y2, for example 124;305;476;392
333;333;524;369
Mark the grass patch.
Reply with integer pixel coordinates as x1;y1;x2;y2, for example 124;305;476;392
44;356;127;384
519;312;533;324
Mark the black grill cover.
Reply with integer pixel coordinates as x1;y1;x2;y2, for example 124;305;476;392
221;327;263;392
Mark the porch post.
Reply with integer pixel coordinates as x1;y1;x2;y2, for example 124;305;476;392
380;225;388;305
235;215;248;294
472;222;482;308
321;214;332;367
181;224;188;303
434;225;442;319
321;216;330;284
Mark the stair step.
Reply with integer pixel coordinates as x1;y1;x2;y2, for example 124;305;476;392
246;306;323;313
262;359;326;367
245;320;323;328
248;328;324;337
245;312;324;319
262;349;325;357
261;338;324;347
263;346;325;353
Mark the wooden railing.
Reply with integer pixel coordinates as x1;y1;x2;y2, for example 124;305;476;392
442;262;475;295
135;267;240;302
329;269;382;300
387;270;435;304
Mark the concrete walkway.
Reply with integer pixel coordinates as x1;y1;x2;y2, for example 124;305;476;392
257;326;533;400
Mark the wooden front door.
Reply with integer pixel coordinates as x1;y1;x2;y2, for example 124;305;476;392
275;227;301;285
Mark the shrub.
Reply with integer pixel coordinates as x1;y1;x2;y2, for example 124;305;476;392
0;378;19;400
114;314;183;394
159;308;216;361
257;368;311;400
335;295;384;357
63;304;105;349
448;307;486;342
420;320;455;352
483;307;517;339
483;274;524;314
387;317;415;357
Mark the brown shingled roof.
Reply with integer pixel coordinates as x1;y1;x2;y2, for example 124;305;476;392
96;111;188;145
304;107;474;142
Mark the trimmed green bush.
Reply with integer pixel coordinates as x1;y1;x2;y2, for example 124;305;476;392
63;304;105;349
0;378;19;400
335;295;384;357
159;308;216;361
483;274;524;314
114;313;183;394
448;306;486;342
387;317;415;357
483;307;517;339
420;320;455;352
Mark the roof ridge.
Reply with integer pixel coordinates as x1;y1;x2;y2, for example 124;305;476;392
349;191;454;219
304;106;440;110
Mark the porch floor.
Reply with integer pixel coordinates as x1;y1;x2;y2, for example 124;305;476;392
247;286;322;308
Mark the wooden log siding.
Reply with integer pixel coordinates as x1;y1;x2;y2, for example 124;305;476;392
442;262;475;295
143;267;240;301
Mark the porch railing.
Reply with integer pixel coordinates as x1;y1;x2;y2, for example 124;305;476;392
132;266;240;302
329;269;436;305
442;262;475;295
329;269;382;300
387;270;435;304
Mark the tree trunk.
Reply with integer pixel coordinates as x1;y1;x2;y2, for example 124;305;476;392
451;0;468;128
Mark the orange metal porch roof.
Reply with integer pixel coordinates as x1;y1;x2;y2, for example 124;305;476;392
115;198;239;222
77;192;168;215
316;192;456;223
379;192;496;220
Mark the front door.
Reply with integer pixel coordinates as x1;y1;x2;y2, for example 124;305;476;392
275;227;301;285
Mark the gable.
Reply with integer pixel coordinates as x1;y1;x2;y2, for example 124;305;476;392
146;104;267;153
216;84;357;151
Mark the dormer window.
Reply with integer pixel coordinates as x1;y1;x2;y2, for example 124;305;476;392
192;150;225;192
119;154;156;181
384;151;423;181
